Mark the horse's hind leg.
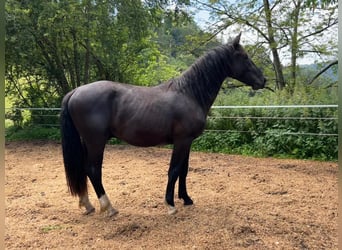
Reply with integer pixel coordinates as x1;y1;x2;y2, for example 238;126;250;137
79;192;95;215
85;142;118;217
98;193;118;216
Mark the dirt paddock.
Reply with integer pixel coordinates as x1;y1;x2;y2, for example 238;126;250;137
5;141;337;249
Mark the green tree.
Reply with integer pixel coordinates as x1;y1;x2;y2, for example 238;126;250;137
196;0;337;92
5;0;163;107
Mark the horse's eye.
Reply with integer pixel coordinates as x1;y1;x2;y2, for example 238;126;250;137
239;53;248;60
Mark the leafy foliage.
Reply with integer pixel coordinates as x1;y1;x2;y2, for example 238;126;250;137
5;0;337;161
196;0;338;91
192;84;338;160
5;85;337;160
6;126;60;141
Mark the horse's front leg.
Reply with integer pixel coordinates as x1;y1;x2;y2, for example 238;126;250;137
165;140;193;215
178;159;193;206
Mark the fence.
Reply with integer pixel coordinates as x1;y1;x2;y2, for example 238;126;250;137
207;105;338;137
5;105;338;159
5;105;338;137
204;105;337;159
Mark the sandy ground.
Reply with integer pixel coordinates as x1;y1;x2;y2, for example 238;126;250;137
5;141;337;249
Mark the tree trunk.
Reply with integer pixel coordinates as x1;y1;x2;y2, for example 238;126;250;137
289;0;301;92
71;29;81;87
36;37;70;95
84;38;90;85
263;0;286;90
83;0;91;85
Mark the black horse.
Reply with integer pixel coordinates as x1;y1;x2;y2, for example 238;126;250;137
60;33;266;217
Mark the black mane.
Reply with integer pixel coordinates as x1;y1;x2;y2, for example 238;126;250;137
168;43;236;112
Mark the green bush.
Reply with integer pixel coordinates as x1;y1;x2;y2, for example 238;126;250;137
5;85;337;161
192;85;338;160
5;126;61;141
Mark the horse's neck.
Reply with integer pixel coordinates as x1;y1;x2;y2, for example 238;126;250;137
180;54;231;114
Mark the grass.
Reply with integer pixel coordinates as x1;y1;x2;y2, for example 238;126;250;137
40;224;63;234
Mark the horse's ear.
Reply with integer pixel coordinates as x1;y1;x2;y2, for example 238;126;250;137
232;32;242;47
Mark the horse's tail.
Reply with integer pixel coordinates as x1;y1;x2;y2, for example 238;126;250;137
60;91;87;197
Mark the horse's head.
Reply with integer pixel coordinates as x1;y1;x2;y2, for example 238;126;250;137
228;33;266;90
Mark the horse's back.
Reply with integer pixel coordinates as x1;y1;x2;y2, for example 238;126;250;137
66;80;206;146
66;81;169;143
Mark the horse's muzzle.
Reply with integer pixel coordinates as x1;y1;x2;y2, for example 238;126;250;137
252;78;267;90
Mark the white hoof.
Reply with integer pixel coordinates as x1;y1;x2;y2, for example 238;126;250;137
83;207;95;215
167;205;177;215
79;195;95;215
107;207;119;217
99;194;118;217
165;200;177;215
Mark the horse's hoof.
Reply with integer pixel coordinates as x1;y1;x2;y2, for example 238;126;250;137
179;195;194;206
167;206;177;215
107;207;119;217
83;207;95;215
164;200;177;215
100;206;119;217
183;199;194;206
79;201;95;215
